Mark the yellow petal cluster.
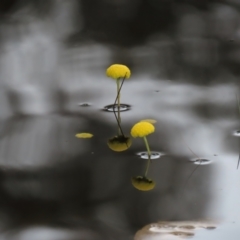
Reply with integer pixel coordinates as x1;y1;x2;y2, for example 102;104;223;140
131;122;155;138
75;133;93;138
106;64;131;80
131;176;155;191
107;135;132;152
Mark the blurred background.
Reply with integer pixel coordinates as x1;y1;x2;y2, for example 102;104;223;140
0;0;239;239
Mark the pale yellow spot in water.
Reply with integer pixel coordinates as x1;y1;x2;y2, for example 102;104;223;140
75;133;93;138
140;119;157;124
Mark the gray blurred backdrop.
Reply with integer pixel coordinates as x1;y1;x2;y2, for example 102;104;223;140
0;0;238;240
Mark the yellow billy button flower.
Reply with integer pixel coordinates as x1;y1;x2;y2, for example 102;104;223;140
131;121;155;179
107;135;132;152
131;176;155;191
131;122;155;138
75;133;93;139
106;64;131;80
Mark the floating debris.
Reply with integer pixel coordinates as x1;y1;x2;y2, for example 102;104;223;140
134;221;217;240
79;102;92;107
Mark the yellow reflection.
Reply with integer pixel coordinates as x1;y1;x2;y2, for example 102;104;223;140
131;176;155;191
75;133;93;138
107;135;132;152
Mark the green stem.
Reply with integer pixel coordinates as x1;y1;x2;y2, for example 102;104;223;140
116;78;121;135
143;136;151;177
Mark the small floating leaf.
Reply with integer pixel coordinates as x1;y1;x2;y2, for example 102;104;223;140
75;133;93;138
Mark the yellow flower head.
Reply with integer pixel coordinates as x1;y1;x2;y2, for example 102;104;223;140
75;133;93;138
131;176;155;191
107;135;132;152
131;122;155;138
106;64;131;80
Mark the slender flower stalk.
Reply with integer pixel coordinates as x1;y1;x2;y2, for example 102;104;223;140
143;136;151;177
116;78;121;135
106;64;130;137
106;64;132;152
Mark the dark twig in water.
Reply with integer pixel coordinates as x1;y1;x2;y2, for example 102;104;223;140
183;162;201;189
236;94;240;169
237;144;240;170
181;137;202;189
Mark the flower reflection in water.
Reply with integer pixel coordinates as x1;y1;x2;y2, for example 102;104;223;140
107;135;132;152
131;176;155;191
131;121;156;190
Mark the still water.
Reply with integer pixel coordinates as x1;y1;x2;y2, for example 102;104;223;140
0;1;240;239
0;60;239;239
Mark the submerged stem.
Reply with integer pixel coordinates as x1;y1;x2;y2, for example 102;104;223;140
143;136;151;177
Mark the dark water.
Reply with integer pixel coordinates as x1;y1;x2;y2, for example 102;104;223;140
0;1;239;240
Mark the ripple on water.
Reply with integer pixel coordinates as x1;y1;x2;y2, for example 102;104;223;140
79;102;92;107
136;151;165;160
103;103;131;112
233;130;240;137
189;158;212;165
